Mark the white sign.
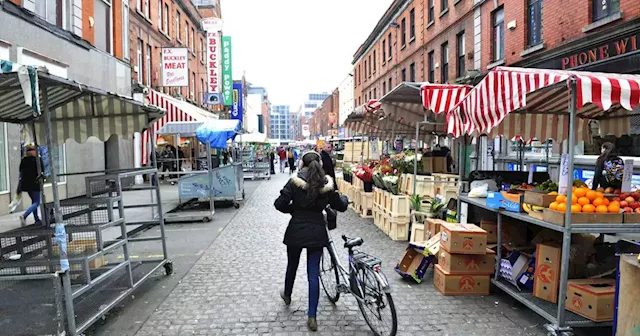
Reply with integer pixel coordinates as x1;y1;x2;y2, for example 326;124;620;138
161;48;188;87
302;124;310;137
206;32;221;94
201;18;223;32
622;159;634;192
558;153;569;195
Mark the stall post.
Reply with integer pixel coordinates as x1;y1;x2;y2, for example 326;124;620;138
29;122;48;227
150;127;169;260
148;130;157;219
413;120;420;197
554;78;577;332
206;142;215;216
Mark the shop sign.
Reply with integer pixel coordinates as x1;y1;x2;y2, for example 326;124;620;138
302;124;310;137
206;32;221;94
201;18;223;32
533;30;640;70
230;82;243;124
221;36;233;106
161;48;188;87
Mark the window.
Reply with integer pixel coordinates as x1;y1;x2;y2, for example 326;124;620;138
94;0;112;54
191;72;196;99
364;60;368;78
176;11;181;40
157;0;162;30
200;38;205;64
34;0;62;26
373;50;377;73
383;81;387;94
368;55;371;76
428;0;435;23
441;42;449;83
373;88;377;98
137;39;143;83
358;64;361;84
401;68;406;82
185;22;189;49
428;50;435;82
137;0;141;10
401;18;406;47
409;62;416;82
164;4;169;34
191;28;196;53
457;31;465;77
409;9;415;41
0;124;8;192
146;44;152;86
122;0;130;60
388;33;392;60
388;78;392;91
201;78;205;102
382;40;386;63
593;0;619;22
143;0;149;17
442;0;448;13
527;0;542;46
492;7;505;61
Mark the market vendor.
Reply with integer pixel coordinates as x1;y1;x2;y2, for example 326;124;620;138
592;142;624;191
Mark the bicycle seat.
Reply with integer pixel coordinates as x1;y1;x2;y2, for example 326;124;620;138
343;237;364;248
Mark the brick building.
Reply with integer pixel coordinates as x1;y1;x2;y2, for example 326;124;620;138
310;88;340;137
129;0;223;111
353;0;640;109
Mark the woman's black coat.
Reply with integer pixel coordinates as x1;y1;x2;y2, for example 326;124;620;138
274;172;349;248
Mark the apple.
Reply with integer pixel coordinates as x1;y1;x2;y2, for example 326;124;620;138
625;197;635;204
631;192;640;200
604;187;614;194
624;207;633;213
621;193;629;200
635;208;640;214
621;201;629;208
631;202;640;210
615;189;622;195
614;197;621;202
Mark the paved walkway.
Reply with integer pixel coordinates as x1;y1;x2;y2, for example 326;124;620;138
134;172;547;336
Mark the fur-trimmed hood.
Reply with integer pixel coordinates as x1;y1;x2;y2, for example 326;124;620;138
290;173;334;193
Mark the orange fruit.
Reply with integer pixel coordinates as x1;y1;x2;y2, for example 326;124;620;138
556;203;567;212
607;203;621;213
571;195;578;205
577;197;590;206
582;204;595;213
603;198;610;206
592;197;605;207
556;195;567;204
571;204;582;213
549;202;559;211
574;187;587;198
596;191;604;199
595;205;608;213
586;190;598;201
609;200;620;208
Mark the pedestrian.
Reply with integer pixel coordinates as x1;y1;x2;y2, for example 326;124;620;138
593;142;623;191
160;146;175;182
278;147;287;173
18;145;44;226
320;143;336;184
274;151;349;331
222;149;229;166
287;149;296;175
269;150;276;174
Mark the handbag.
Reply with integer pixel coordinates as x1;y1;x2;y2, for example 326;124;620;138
325;205;337;230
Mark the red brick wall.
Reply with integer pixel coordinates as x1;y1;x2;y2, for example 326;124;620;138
9;0;20;6
82;0;94;44
112;0;123;59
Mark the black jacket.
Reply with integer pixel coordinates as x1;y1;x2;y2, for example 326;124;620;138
19;156;44;192
320;150;336;180
274;172;348;248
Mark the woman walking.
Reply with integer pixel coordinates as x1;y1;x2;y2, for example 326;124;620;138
19;145;44;226
592;142;623;191
274;151;349;331
287;148;296;175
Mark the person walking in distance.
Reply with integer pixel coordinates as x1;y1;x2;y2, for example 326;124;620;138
287;148;296;175
320;143;336;187
274;151;349;331
19;145;44;226
278;147;287;173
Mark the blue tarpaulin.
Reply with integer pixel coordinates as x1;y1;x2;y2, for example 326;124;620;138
195;119;242;149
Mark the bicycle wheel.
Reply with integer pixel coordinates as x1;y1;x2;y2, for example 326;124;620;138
354;266;397;336
319;246;340;303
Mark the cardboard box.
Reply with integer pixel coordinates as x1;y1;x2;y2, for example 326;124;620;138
421;157;433;173
396;233;441;283
566;279;616;322
543;209;623;227
425;218;446;239
533;243;562;303
438;248;495;275
480;220;497;244
433;265;490;296
432;157;448;173
486;191;523;212
523;191;557;207
502;220;528;245
440;223;488;255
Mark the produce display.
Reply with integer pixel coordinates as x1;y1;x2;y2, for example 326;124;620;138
548;187;619;213
507;180;558;193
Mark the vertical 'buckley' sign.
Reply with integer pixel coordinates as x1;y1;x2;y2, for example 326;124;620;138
206;32;221;93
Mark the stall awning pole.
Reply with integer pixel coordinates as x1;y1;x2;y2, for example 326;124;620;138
207;143;215;216
413;120;419;197
42;87;62;224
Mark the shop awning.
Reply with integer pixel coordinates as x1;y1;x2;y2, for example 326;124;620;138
447;66;640;140
421;84;472;114
0;61;164;144
142;90;219;163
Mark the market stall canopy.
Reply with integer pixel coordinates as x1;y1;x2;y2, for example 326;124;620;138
156;121;206;136
238;132;268;143
195;119;242;149
446;66;640;140
0;61;164;144
421;84;472;115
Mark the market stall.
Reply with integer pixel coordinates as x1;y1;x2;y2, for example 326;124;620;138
155;120;243;222
447;66;640;335
0;61;169;336
239;132;271;180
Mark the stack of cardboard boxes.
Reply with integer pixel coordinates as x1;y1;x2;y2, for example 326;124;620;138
434;223;494;296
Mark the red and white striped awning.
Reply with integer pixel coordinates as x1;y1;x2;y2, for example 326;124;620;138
142;90;218;164
421;84;472;114
447;66;640;139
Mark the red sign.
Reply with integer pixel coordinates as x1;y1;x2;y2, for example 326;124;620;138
206;31;221;93
536;264;554;283
462;240;474;250
572;296;583;310
464;258;479;270
459;276;475;291
560;35;638;70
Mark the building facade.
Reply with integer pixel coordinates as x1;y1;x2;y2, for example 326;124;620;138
353;0;640;110
338;74;355;126
310;89;340;138
0;0;134;214
246;86;266;134
270;105;292;140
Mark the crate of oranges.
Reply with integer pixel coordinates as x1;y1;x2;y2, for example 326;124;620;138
542;187;623;227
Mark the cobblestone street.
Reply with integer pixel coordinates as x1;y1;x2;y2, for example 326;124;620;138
134;173;547;336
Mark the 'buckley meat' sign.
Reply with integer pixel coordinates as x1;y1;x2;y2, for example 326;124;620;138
161;48;188;87
207;31;221;93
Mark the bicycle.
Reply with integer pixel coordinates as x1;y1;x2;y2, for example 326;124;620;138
319;227;398;336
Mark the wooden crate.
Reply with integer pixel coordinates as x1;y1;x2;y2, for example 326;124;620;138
350;190;361;213
353;177;364;191
388;215;411;241
373;187;384;207
523;190;556;207
359;191;374;218
542;209;623;227
432;173;459;195
373;207;384;229
442;186;459;204
385;194;411;217
410;222;425;243
399;174;409;194
403;174;435;197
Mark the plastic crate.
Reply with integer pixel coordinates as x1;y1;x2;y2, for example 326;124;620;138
385;194;411;217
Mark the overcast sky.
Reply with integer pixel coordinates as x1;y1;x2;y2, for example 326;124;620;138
220;0;391;107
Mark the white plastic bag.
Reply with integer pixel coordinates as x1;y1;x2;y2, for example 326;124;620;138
470;179;499;192
8;194;21;213
468;183;489;198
